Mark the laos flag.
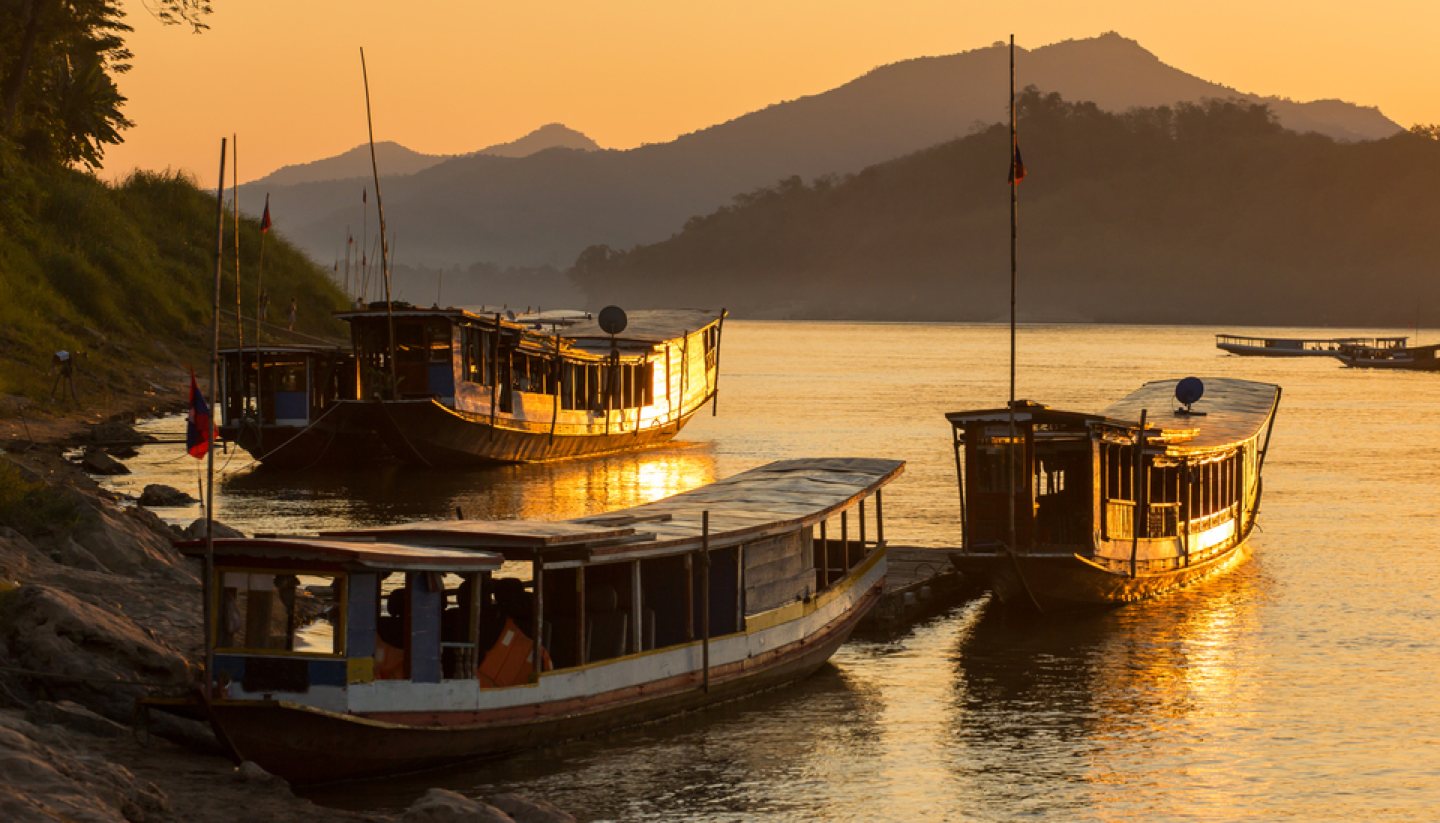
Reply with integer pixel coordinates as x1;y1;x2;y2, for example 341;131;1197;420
186;372;213;459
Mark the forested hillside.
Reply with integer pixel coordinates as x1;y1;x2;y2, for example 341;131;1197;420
576;91;1440;327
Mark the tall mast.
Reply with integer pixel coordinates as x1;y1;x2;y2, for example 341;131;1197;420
233;134;242;352
1006;34;1019;557
205;137;227;700
360;47;398;399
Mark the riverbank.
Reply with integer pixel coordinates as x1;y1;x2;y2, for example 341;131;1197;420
0;406;578;821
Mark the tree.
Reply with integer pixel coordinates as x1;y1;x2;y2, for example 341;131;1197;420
0;0;211;170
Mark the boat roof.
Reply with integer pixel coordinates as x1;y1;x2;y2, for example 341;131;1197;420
174;537;505;572
1101;378;1280;452
218;344;348;356
946;378;1280;454
334;304;722;349
1215;333;1406;343
322;457;904;563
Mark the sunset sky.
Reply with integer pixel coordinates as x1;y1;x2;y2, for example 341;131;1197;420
104;1;1440;184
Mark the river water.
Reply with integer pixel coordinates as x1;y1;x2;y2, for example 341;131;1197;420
109;321;1440;820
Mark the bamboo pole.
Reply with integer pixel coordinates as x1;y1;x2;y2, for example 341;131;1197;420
360;47;398;399
701;511;710;693
232;134;242;353
1006;34;1019;560
204;137;227;700
1130;409;1148;578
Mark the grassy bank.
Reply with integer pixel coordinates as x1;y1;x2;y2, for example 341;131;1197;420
0;163;347;411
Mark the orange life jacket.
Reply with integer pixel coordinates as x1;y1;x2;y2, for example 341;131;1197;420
478;618;551;687
374;635;406;680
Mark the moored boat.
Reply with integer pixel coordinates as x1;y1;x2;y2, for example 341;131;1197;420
338;303;724;466
1335;341;1440;371
217;344;390;468
161;457;900;783
946;377;1280;612
1215;333;1406;357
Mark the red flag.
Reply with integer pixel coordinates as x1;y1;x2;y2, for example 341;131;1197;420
1008;144;1026;184
186;371;214;459
260;194;272;233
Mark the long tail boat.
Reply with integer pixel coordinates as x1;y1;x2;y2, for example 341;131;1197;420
337;304;726;466
1336;341;1440;371
156;458;900;783
946;378;1280;611
216;304;726;467
1215;333;1406;357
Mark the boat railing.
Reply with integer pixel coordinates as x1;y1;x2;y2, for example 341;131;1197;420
1183;504;1237;537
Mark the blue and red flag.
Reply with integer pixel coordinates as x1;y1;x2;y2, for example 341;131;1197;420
186;371;214;459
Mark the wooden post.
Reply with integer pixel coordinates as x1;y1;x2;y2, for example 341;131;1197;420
576;568;587;666
876;488;885;547
630;561;643;654
683;554;694;641
549;329;561;442
664;343;673;425
232;134;242;353
700;511;710;693
859;499;867;551
490;316;500;426
1130;409;1148;578
735;544;744;631
819;519;829;588
203;137;227;699
467;571;481;675
710;310;726;416
360;47;398;399
532;553;544;681
841;510;850;571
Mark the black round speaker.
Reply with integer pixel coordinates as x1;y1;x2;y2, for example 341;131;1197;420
598;305;628;335
1175;376;1205;406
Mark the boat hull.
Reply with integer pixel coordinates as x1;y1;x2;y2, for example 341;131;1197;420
950;541;1251;612
205;579;881;784
363;398;703;467
220;414;390;469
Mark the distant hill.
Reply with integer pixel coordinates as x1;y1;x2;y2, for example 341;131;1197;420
252;123;600;188
577;92;1440;327
248;33;1403;273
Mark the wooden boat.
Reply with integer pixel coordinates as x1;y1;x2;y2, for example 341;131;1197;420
1335;342;1440;371
946;377;1280;612
161;458;900;783
1215;333;1407;357
217;344;390;468
329;304;726;466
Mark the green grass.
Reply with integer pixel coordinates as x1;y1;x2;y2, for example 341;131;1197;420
0;163;348;405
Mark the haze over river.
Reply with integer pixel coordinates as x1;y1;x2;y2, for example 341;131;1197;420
111;321;1440;820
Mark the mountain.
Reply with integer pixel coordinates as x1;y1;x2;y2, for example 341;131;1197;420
246;33;1403;272
475;123;599;158
252;124;600;188
577;92;1440;327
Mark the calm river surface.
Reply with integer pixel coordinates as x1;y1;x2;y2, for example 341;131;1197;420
112;321;1440;821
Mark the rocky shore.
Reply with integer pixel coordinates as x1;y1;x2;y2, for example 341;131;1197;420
0;411;577;822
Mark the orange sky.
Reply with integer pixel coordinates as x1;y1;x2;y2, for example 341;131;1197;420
102;1;1440;184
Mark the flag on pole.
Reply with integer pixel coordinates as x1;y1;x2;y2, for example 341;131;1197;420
186;371;214;459
260;194;272;233
1008;144;1026;184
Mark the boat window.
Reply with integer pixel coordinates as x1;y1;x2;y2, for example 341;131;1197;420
975;439;1026;493
217;570;344;656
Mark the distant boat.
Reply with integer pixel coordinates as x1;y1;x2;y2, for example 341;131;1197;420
1336;341;1440;371
946;377;1281;611
157;458;901;783
1215;333;1407;357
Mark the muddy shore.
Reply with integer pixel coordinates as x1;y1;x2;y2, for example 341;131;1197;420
0;399;576;822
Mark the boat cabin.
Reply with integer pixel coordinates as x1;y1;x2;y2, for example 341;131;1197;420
217;345;357;430
948;379;1279;573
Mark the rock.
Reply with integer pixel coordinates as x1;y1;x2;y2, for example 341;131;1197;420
79;448;129;476
27;699;127;739
404;788;514;823
491;792;577;823
180;518;245;540
108;445;139;459
137;484;196;507
234;760;291;791
0;710;170;822
0;585;191;722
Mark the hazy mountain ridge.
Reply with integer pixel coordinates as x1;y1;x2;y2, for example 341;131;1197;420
252;123;599;188
248;33;1403;273
577;92;1438;327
